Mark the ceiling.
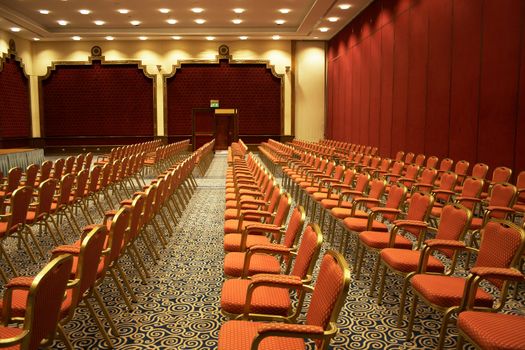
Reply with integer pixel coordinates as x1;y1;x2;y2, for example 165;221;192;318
0;0;371;42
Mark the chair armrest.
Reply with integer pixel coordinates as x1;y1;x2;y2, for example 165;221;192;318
245;224;283;235
248;244;291;255
456;196;481;203
486;206;514;214
352;198;380;207
5;276;34;290
330;184;353;191
239;199;267;207
424;239;466;250
393;219;428;230
250;274;303;288
370;207;400;215
120;199;133;206
432;189;455;195
240;210;273;221
52;245;80;256
470;267;524;282
415;183;434;190
257;323;324;336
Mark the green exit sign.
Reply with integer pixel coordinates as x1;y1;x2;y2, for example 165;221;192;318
210;100;219;108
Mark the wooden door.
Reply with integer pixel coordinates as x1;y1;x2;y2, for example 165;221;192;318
215;116;231;150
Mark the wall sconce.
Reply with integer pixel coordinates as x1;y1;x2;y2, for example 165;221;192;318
285;66;291;73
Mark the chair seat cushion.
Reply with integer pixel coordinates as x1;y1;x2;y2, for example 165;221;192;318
330;206;354;219
224;219;264;234
224;208;259;220
0;326;25;347
224;234;271;252
221;279;291;316
380;248;444;273
411;275;493;308
343;217;388;232
224;252;281;277
359;232;412;250
470;217;483;230
457;311;525;350
218;320;305;350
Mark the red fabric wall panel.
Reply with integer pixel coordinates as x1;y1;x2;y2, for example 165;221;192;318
449;0;482;163
42;62;154;138
405;3;428;154
166;61;281;137
516;2;525;173
379;21;395;157
331;60;342;140
368;30;382;149
425;0;453;159
350;46;361;143
342;52;352;142
325;62;334;139
360;38;371;146
477;0;521;169
0;58;31;138
390;12;409;155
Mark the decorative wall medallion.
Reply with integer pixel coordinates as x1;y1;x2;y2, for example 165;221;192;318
91;45;102;57
218;45;229;57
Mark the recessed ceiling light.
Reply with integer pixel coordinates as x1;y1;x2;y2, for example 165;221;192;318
172;36;182;40
166;18;178;24
94;20;105;25
139;36;148;40
275;19;285;25
130;20;141;26
313;36;319;39
272;35;280;40
339;4;352;10
195;19;206;24
232;19;242;24
38;9;50;15
159;8;171;14
10;27;21;32
206;36;215;41
239;36;248;40
117;9;129;14
328;17;339;22
78;9;91;15
319;27;330;32
191;8;204;13
279;9;291;14
233;8;245;14
105;36;114;41
72;36;81;41
33;37;41;41
57;20;69;26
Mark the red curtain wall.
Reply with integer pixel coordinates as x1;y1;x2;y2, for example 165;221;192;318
327;0;525;173
0;57;31;138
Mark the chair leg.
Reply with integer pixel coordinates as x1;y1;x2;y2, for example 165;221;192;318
151;220;168;247
23;225;45;259
17;231;38;263
159;211;174;237
57;324;74;350
397;275;413;327
83;298;115;349
0;243;18;277
49;214;67;244
93;288;121;337
437;309;455;350
376;263;388;305
115;262;138;302
126;246;149;282
406;294;419;341
109;267;134;311
456;334;464;349
368;255;381;295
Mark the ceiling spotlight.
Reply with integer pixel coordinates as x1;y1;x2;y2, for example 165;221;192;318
94;20;105;25
172;36;182;40
33;37;41;41
130;20;141;26
139;36;148;40
232;19;242;24
117;9;129;14
319;27;330;32
338;4;352;10
72;36;81;41
206;36;215;41
272;35;280;40
195;19;206;24
191;8;204;13
166;19;178;24
233;8;245;14
159;8;171;14
327;17;339;22
275;19;285;25
279;9;291;14
38;9;50;14
105;36;114;40
57;20;69;26
10;27;21;32
239;36;248;40
78;9;91;15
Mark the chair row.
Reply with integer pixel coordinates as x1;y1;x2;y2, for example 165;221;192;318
0;146;200;349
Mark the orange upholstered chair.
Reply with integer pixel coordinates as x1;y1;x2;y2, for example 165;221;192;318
481;166;513;199
220;223;323;319
34;160;52;187
217;250;351;350
457;310;525;349
375;204;472;326
19;164;39;189
405;219;525;348
425;156;439;169
0;167;23;213
468;182;516;232
354;192;434;280
0;254;73;350
513;170;525;221
316;168;356;229
223;206;306;278
50;173;79;234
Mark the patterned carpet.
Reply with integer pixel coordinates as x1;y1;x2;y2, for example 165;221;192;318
0;153;523;349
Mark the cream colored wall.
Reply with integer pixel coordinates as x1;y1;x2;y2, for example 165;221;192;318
294;41;326;142
30;40;293;137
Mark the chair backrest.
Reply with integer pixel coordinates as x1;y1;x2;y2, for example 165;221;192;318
6;167;23;193
83;152;93;170
331;165;345;182
389;161;404;176
64;156;75;174
394;151;405;162
454;160;470;182
9;254;73;350
517;171;525;203
405;192;434;236
99;163;112;188
87;165;102;194
474;220;525;289
38;160;53;182
487;183;517;218
34;178;58;217
404;152;415;164
383;184;408;221
402;164;420;183
434;171;458;201
24;164;39;188
471;163;489;179
8;186;33;230
305;250;351;348
491;166;512;184
341;168;356;185
439;158;454;172
353;173;370;193
435;204;472;258
414;154;426;166
378;158;392;172
365;179;386;209
73;169;89;199
109;160;121;184
106;206;131;266
425;156;439;169
128;193;146;242
271;192;292;226
57;173;75;206
73;154;84;173
458;177;484;211
291;223;323;280
282;206;306;251
51;158;65;180
266;185;282;214
418;168;438;190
